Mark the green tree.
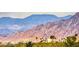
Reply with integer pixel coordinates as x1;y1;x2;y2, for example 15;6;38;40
27;41;33;47
64;35;78;47
50;35;56;39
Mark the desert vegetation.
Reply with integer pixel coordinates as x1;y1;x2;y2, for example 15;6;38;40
0;34;79;47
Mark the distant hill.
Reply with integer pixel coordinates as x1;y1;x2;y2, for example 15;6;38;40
0;14;72;35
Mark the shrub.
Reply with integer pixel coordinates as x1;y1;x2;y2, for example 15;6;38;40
64;35;79;47
27;41;33;47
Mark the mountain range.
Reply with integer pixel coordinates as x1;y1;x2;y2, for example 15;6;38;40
0;13;78;43
0;14;72;35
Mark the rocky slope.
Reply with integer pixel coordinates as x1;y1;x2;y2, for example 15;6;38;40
17;12;79;42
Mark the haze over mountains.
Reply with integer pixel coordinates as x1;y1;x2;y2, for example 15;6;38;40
0;14;72;35
0;12;78;43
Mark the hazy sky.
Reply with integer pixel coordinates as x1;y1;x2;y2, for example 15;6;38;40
0;12;76;18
